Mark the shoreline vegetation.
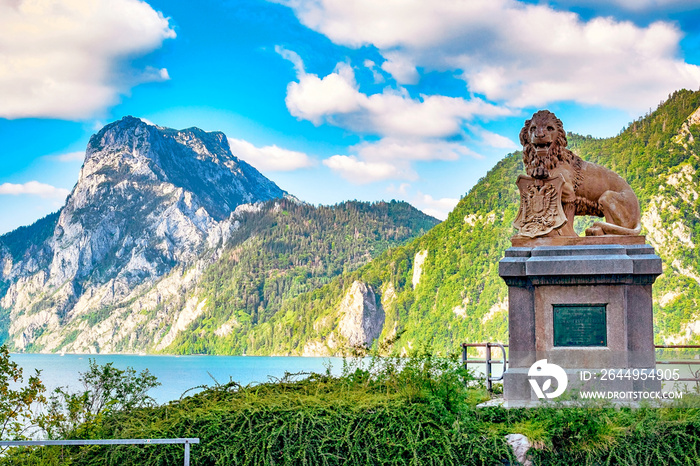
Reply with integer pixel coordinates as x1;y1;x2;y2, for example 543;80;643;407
2;345;700;465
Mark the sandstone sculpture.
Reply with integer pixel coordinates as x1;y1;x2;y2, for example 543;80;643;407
514;110;641;237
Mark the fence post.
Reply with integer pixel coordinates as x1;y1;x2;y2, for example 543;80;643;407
184;440;190;466
485;342;492;391
461;344;467;371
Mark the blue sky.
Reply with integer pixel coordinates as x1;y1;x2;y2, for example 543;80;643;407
1;0;700;234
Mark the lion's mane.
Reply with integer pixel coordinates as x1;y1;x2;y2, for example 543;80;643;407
519;110;575;179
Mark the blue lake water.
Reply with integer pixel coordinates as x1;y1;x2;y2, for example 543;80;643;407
11;353;699;406
10;354;346;405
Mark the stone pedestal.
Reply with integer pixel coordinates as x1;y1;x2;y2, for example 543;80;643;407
498;237;662;402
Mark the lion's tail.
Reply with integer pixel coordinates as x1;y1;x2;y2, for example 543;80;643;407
592;221;642;236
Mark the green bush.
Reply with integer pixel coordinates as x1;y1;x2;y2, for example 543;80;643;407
2;350;700;465
0;345;45;448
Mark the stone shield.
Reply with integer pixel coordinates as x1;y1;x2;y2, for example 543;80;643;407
513;175;567;238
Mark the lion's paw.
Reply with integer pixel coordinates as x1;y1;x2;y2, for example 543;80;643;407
585;224;604;236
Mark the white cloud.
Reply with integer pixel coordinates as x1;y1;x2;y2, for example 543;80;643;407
353;138;480;162
47;151;85;162
322;137;482;184
228;138;314;171
363;59;385;84
385;185;460;219
471;128;518;150
138;117;158;127
0;0;175;120
363;91;510;139
279;0;472;49
380;52;419;85
323;155;416;184
285;63;363;125
91;120;107;131
284;60;511;138
0;181;70;199
280;0;700;113
613;0;695;8
413;192;459;220
556;0;698;13
386;183;411;195
281;52;502;184
275;45;306;76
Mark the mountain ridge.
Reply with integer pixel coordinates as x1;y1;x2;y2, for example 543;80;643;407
0;118;438;353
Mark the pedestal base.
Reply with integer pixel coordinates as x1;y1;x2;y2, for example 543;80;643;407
499;239;662;403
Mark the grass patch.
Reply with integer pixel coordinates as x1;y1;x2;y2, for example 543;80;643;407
3;351;700;465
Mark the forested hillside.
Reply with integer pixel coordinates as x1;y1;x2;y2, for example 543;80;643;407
569;90;700;341
189;89;700;356
165;199;438;354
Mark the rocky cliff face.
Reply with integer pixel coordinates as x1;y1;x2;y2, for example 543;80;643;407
301;280;386;356
0;117;286;352
337;281;385;348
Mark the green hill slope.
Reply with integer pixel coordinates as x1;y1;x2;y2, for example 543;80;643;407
193;89;700;356
164;199;438;354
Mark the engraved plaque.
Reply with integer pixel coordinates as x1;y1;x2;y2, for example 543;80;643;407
553;304;607;347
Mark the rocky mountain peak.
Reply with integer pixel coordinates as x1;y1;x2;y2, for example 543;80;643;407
1;117;288;350
77;116;283;220
53;118;286;284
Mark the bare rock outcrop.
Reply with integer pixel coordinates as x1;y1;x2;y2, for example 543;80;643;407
337;281;385;349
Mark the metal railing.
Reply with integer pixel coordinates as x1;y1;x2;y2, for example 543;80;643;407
655;344;700;382
461;343;700;389
461;342;507;391
0;438;200;466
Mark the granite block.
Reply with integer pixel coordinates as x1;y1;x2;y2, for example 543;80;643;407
525;255;633;276
531;245;626;257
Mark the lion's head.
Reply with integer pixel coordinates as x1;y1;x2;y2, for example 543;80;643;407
520;110;574;179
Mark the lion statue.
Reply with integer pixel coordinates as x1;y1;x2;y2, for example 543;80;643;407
519;110;641;236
